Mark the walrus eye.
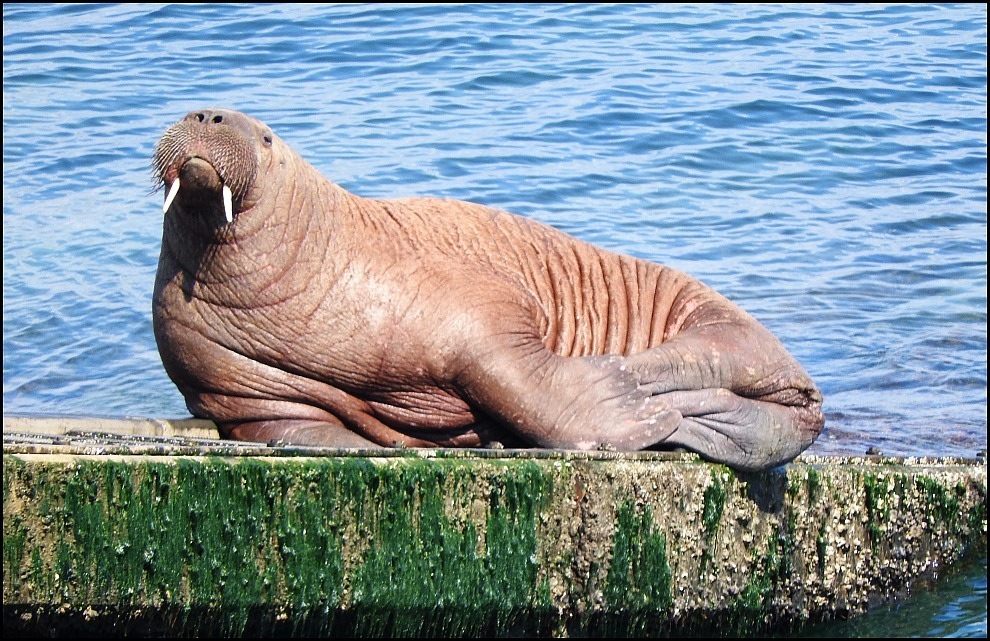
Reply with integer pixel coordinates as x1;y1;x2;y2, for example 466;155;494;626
262;134;272;147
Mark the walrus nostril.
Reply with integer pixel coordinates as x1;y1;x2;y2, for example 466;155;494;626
188;111;224;124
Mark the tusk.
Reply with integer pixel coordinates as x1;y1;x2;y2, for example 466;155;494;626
222;184;233;223
162;178;181;214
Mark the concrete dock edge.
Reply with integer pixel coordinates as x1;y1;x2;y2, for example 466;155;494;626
3;417;986;636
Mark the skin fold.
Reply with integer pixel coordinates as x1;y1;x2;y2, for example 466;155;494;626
153;109;824;472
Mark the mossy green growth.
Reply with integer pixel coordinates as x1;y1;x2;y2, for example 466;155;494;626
781;467;826;577
55;459;310;635
914;476;986;556
702;469;729;542
3;454;561;637
965;489;986;550
727;529;794;636
862;472;892;549
805;468;821;505
700;467;730;572
3;513;27;595
914;476;962;525
347;459;557;637
816;521;829;578
594;500;672;636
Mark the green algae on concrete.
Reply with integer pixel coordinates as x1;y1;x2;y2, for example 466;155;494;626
727;530;794;635
595;500;672;637
344;458;557;636
3;444;986;637
3;453;566;637
699;466;730;575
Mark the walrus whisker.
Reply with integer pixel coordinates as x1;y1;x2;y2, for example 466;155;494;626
162;177;181;214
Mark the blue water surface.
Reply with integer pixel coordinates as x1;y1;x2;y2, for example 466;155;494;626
3;3;986;636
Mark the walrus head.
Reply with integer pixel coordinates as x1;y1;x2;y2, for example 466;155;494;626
153;109;274;226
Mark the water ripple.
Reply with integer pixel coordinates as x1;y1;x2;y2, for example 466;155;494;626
3;3;985;458
3;5;986;633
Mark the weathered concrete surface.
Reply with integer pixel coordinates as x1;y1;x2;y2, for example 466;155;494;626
3;417;986;637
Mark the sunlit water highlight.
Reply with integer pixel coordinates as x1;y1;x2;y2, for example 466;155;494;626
3;4;986;636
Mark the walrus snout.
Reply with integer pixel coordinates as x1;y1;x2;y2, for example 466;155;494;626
154;108;265;222
178;157;225;193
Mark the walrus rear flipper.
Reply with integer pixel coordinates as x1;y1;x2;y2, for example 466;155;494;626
456;340;682;452
652;389;823;472
622;320;825;471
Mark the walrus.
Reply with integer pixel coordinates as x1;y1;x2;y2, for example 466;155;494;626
152;108;824;472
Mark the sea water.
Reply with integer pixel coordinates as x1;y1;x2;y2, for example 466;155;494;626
3;4;986;636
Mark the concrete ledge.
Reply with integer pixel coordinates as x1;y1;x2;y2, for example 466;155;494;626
3;415;219;440
3;417;986;636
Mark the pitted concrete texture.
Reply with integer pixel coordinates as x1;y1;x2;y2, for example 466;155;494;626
3;417;986;637
4;416;219;440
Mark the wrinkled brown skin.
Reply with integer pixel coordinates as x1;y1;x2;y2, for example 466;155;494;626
153;109;824;472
